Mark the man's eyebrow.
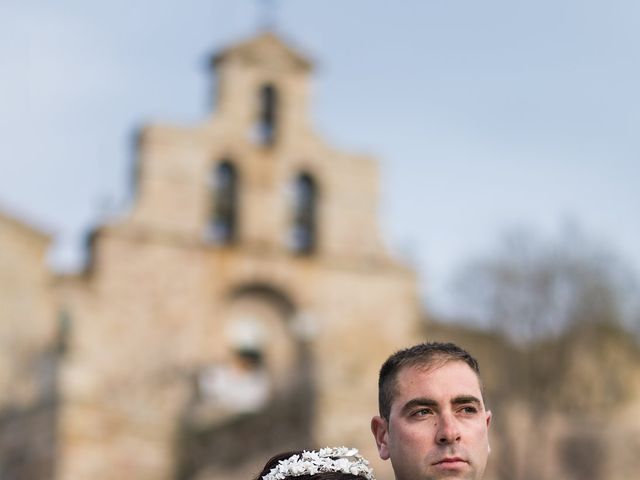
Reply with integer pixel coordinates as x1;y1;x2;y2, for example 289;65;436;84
451;395;482;407
400;397;438;415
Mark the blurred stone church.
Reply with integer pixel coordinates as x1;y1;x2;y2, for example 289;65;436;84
0;31;419;480
2;29;640;480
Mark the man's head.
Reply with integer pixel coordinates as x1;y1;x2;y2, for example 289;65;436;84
377;342;483;421
371;342;491;480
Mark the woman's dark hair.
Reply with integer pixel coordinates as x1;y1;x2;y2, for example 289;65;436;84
253;450;366;480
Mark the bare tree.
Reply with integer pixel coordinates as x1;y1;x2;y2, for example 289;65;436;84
449;225;640;341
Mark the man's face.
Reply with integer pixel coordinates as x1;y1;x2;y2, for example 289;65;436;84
371;361;492;480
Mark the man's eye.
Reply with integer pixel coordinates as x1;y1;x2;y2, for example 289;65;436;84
412;408;433;417
461;406;478;414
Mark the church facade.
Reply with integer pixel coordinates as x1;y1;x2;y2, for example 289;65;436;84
0;32;419;480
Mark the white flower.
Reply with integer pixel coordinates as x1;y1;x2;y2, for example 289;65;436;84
261;447;375;480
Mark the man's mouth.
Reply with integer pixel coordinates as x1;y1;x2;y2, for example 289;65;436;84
433;457;467;467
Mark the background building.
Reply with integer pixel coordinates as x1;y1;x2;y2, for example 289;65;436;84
1;25;640;480
1;31;419;480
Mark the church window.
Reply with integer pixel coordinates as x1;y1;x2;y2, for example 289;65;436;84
290;173;317;254
255;83;278;146
207;160;238;244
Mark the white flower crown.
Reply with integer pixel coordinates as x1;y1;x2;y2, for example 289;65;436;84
262;447;376;480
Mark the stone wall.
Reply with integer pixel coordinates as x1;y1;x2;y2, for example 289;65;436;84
0;212;59;479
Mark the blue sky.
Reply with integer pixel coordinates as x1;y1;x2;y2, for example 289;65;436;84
2;0;639;313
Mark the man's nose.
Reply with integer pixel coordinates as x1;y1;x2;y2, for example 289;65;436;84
436;413;461;445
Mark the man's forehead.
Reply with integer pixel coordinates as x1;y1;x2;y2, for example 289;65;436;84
395;359;483;393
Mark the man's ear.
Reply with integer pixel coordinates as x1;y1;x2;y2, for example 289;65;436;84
371;416;390;460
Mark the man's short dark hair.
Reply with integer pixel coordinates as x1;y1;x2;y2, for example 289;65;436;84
378;342;482;420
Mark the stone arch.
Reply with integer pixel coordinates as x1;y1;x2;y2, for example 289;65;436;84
229;282;296;318
175;282;315;479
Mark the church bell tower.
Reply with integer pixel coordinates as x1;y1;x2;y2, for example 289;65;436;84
56;30;419;480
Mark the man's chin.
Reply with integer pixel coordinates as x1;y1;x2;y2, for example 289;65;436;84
426;463;473;479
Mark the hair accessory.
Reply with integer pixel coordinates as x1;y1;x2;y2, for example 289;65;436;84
262;447;375;480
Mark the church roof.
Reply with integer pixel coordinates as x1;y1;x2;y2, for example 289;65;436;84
0;206;50;243
212;31;314;72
